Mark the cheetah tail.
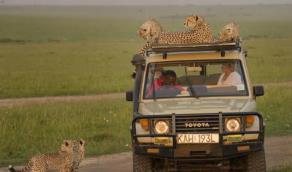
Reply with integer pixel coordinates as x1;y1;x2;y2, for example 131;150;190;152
8;165;17;172
8;164;31;172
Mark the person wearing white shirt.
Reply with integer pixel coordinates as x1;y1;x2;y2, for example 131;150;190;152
217;63;242;86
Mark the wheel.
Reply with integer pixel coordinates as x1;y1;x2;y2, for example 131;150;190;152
230;149;266;172
246;150;266;172
133;152;152;172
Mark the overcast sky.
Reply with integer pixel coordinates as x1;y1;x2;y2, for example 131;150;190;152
2;0;292;5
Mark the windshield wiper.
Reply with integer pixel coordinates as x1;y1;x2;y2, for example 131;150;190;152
184;67;198;98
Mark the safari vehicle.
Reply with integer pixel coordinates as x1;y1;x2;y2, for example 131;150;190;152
126;41;266;171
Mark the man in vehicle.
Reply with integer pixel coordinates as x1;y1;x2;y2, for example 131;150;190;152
147;70;184;98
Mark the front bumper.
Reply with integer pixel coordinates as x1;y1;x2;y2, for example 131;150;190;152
131;112;265;160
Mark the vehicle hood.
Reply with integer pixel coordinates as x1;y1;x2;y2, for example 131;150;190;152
139;98;255;115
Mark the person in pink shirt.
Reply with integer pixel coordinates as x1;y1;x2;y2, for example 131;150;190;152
147;69;186;98
146;68;165;98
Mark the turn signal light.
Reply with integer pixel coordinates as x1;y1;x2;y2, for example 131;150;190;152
245;115;255;128
139;119;149;131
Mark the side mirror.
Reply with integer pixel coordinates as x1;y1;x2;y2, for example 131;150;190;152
253;85;264;97
244;50;248;58
126;91;133;101
131;71;136;79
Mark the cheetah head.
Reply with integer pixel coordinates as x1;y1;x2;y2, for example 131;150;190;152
137;19;162;43
61;140;74;154
219;22;240;42
184;14;205;30
78;139;85;160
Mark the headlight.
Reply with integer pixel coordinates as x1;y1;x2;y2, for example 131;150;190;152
154;120;170;134
225;118;241;132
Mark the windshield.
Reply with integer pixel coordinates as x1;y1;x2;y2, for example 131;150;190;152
143;60;248;99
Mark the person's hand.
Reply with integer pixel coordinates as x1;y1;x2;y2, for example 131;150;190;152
180;88;188;95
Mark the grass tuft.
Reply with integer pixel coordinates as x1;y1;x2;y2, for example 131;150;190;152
0;99;132;166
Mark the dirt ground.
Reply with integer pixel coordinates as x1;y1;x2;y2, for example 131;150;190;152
79;136;292;171
1;136;291;172
0;93;124;108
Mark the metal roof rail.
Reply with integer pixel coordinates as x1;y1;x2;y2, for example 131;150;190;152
147;40;241;54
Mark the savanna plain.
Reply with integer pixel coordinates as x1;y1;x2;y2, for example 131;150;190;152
0;5;292;171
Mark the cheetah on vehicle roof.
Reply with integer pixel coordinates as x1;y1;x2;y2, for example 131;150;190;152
137;15;214;55
219;22;240;42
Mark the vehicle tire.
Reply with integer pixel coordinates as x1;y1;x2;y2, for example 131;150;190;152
230;149;266;172
246;149;266;172
133;152;152;172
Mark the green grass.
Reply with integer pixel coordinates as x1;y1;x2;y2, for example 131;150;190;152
0;14;142;42
270;167;292;172
245;38;292;84
258;85;292;137
0;99;132;166
0;6;292;98
0;41;139;98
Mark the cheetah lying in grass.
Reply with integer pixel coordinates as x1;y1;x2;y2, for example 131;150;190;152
137;15;214;55
8;139;85;172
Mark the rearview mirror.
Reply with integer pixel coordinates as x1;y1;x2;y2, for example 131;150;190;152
253;86;264;97
126;91;133;101
186;66;202;72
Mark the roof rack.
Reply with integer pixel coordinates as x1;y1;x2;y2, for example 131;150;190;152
147;41;241;55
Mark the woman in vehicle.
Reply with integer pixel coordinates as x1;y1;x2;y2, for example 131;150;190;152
217;63;242;86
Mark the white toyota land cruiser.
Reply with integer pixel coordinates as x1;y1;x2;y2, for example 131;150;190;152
127;41;266;171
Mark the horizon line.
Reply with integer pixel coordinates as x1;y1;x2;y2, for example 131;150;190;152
1;3;292;6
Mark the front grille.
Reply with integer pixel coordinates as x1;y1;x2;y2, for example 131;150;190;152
175;115;220;133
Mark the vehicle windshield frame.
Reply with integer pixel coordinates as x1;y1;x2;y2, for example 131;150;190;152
142;59;249;100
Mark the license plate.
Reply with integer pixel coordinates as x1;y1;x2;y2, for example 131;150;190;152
177;134;219;144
